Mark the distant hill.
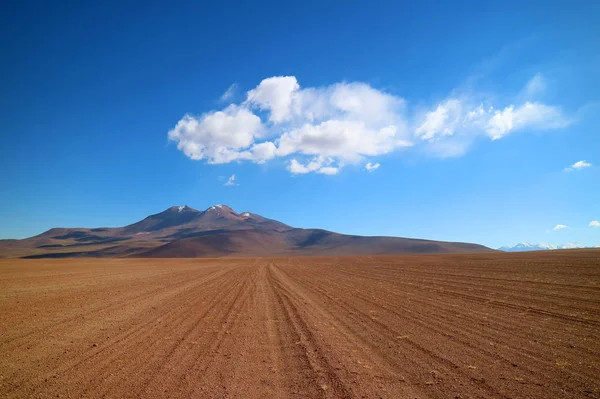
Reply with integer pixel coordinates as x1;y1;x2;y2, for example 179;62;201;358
498;242;592;252
0;204;494;258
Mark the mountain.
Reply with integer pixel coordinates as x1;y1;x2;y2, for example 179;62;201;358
0;204;494;258
141;228;491;258
499;242;588;252
122;205;203;233
498;242;557;252
122;204;289;236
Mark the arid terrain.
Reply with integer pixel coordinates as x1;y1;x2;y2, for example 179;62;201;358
1;250;599;398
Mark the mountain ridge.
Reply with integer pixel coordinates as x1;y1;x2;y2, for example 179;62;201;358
498;242;594;252
0;204;494;258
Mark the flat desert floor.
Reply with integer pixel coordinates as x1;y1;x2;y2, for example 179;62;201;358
1;251;599;398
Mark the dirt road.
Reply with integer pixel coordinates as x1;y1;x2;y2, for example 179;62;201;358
1;251;599;398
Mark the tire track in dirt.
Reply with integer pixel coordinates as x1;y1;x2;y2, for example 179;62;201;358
157;264;257;398
294;270;575;396
267;264;354;398
268;262;427;399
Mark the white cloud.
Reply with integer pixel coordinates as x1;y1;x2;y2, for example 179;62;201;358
224;174;237;186
168;105;265;164
288;159;316;174
415;99;467;140
247;78;411;164
561;242;585;249
246;76;300;123
564;160;592;172
287;156;339;175
327;82;405;126
246;141;275;163
486;102;569;140
277;121;411;163
220;84;238;102
318;166;340;175
169;74;573;174
365;162;380;172
573;160;592;169
553;224;568;231
590;220;600;228
416;99;569;144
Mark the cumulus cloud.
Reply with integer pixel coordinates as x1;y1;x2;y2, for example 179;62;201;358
553;224;568;231
277;121;410;162
168;105;265;164
246;77;411;164
224;174;237;186
169;74;572;174
318;166;340;175
564;160;592;172
248;141;277;163
365;162;380;172
246;76;300;123
590;220;600;228
565;161;592;172
573;160;592;169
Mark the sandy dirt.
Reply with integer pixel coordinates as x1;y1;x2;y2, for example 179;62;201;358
1;250;599;398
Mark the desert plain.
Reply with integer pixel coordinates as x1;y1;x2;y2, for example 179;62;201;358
1;250;599;399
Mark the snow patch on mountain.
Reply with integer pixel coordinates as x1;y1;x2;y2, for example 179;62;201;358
499;242;590;252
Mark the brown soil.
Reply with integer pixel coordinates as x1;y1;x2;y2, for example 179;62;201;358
1;250;599;398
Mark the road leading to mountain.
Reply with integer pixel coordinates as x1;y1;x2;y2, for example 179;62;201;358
1;250;599;398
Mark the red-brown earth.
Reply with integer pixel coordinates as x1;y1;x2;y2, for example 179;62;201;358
1;250;599;398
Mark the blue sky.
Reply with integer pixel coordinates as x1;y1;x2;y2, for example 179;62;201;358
1;1;598;248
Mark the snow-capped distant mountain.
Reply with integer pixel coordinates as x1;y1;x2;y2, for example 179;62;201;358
498;242;553;252
560;243;586;249
499;242;588;252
